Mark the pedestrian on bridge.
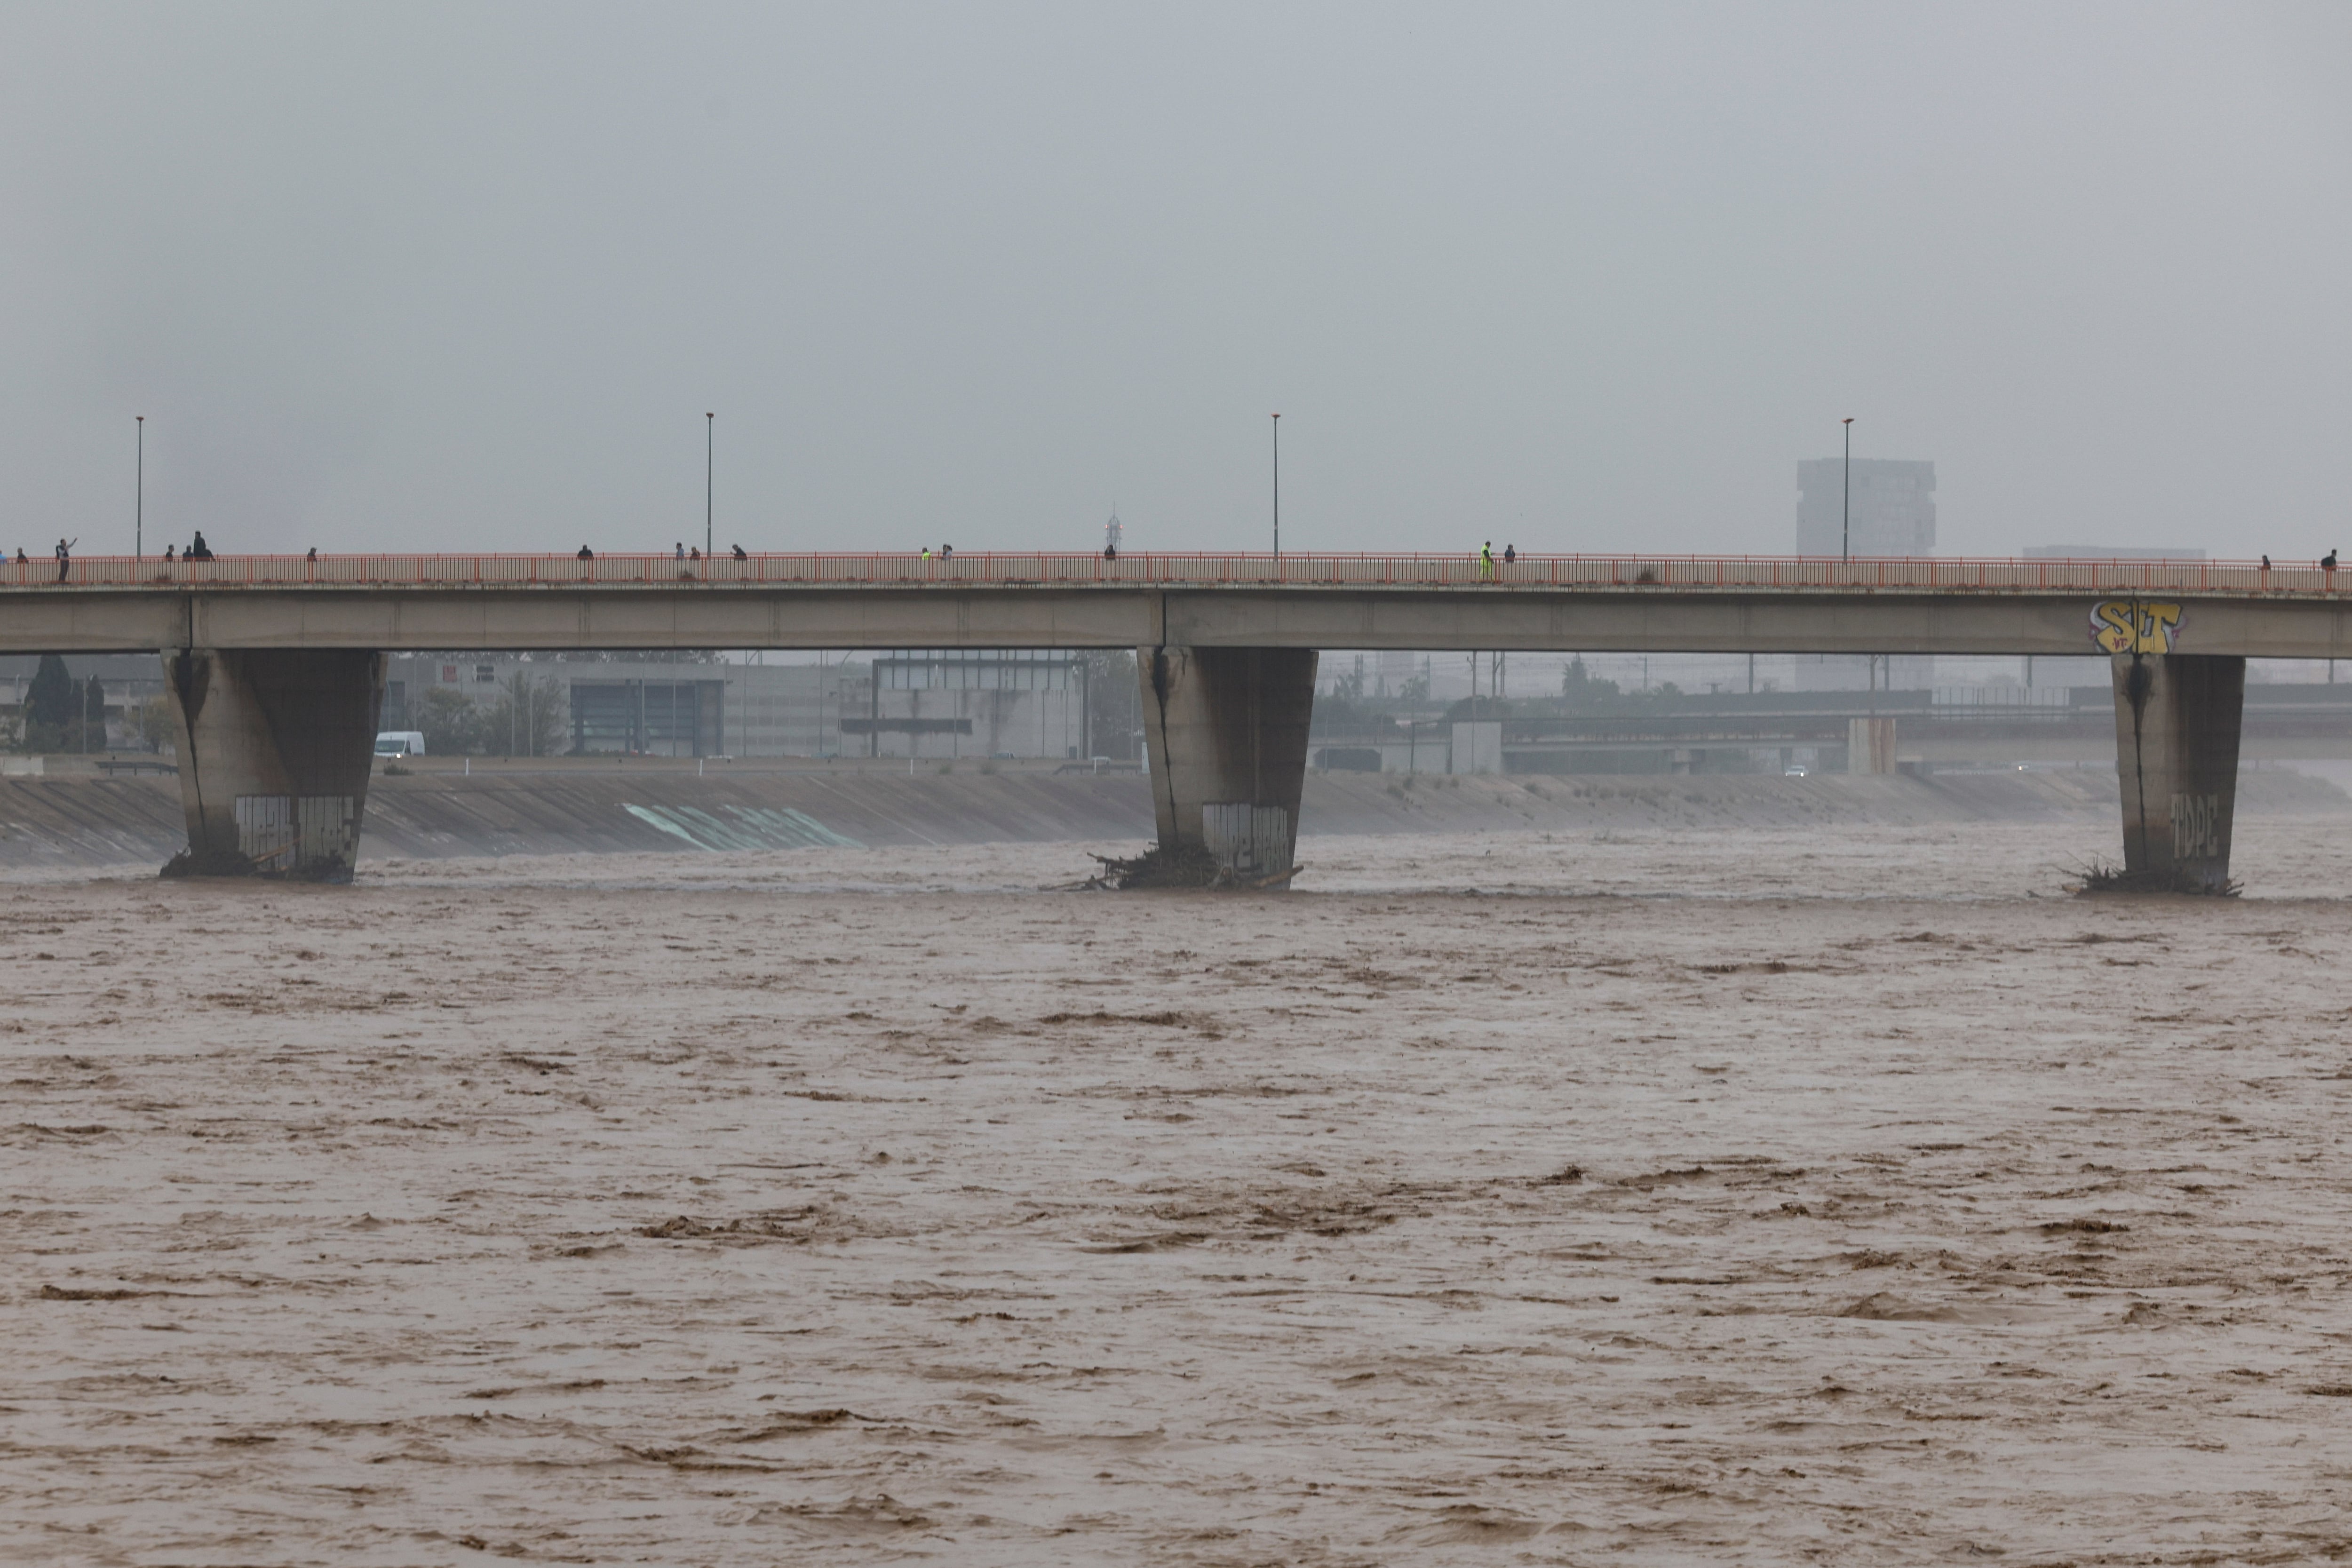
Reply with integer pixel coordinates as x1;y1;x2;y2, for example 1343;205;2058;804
55;537;75;582
2326;550;2338;577
1480;541;1494;579
1504;543;1517;565
730;543;746;560
577;545;594;559
675;542;684;560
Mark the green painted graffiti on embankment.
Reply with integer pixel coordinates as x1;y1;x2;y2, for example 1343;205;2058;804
622;803;865;853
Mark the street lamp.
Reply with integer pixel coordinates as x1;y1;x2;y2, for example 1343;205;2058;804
1271;413;1281;558
1841;417;1854;563
135;416;143;558
705;412;715;558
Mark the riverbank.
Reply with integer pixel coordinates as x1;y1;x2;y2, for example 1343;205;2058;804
0;761;2343;873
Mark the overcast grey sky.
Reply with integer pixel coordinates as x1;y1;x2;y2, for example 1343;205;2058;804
4;2;2347;560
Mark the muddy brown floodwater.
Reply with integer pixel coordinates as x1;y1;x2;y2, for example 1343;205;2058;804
7;821;2352;1565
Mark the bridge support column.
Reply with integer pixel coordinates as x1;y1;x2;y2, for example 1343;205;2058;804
1138;646;1317;884
162;649;385;882
2111;652;2244;893
1847;717;1896;774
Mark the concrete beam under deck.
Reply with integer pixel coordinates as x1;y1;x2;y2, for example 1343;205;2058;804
8;586;2352;658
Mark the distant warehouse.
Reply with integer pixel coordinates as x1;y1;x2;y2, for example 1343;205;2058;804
379;650;1112;760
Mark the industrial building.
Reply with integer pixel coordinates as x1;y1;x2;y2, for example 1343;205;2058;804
854;650;1097;760
380;654;869;758
377;650;1098;759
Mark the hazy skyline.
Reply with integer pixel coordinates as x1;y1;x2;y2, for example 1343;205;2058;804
5;2;2347;559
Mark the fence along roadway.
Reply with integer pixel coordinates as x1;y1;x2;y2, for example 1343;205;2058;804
4;551;2349;659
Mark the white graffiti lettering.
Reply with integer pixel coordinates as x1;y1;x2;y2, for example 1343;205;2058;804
2170;791;2223;861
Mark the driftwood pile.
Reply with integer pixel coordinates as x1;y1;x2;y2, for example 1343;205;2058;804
1073;842;1302;891
2065;858;2239;897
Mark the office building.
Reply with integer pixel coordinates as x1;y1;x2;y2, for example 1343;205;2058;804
1797;458;1936;557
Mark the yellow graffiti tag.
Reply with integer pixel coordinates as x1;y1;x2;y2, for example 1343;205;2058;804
2090;600;2184;655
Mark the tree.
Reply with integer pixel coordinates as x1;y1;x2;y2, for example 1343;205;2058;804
133;692;175;753
80;676;105;750
1560;656;1620;708
415;685;490;756
24;654;74;749
487;669;567;757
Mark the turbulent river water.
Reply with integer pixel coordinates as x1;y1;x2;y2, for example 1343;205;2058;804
7;821;2352;1564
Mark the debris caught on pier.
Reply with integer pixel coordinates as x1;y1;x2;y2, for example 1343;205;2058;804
1076;842;1301;891
2064;857;2240;897
159;846;261;880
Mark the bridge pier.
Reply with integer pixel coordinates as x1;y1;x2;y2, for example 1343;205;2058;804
1138;646;1317;884
162;648;385;881
2111;652;2244;892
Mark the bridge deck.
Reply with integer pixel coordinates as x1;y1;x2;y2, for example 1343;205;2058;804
4;553;2346;658
0;550;2339;597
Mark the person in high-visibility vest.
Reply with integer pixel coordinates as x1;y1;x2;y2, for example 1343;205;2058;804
1479;540;1494;580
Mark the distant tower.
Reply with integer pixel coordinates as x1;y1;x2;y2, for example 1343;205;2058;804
1797;459;1935;556
1104;509;1124;554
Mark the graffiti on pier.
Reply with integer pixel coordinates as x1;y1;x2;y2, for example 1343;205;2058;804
2090;600;2184;655
2171;791;2223;860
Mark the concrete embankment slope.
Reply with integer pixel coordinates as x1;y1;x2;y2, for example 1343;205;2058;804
0;764;2344;872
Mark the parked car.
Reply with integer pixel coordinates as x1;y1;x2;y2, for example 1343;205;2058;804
374;731;427;757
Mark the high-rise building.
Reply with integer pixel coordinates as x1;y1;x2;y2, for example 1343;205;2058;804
1796;459;1935;557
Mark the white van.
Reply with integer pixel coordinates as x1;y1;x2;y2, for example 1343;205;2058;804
374;731;427;757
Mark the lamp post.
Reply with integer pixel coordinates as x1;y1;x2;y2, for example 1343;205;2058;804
1840;417;1854;562
135;416;143;558
1271;413;1280;558
705;413;715;558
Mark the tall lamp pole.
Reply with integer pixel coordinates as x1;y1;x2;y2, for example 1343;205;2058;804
1271;413;1281;558
705;413;715;558
1840;417;1854;562
135;416;144;558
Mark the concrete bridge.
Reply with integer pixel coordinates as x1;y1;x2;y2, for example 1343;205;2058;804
5;550;2343;890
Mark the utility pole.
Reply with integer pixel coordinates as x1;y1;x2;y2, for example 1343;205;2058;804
705;413;715;558
1270;414;1281;558
135;417;144;558
1841;417;1855;562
